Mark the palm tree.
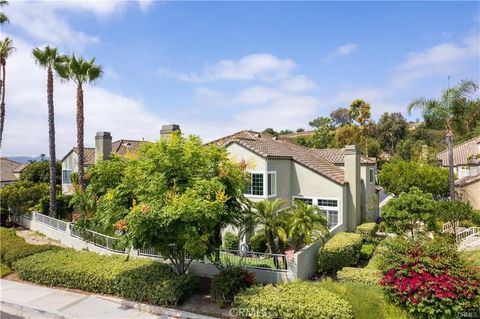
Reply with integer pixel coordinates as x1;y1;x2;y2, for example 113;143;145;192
55;55;102;192
0;1;9;25
32;46;64;218
252;199;288;253
0;37;14;149
286;201;328;250
408;80;478;200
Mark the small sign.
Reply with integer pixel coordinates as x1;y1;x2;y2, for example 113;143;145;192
239;243;249;257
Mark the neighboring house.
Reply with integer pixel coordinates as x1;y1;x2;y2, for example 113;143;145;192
437;135;480;209
0;158;22;187
61;125;180;194
210;130;379;232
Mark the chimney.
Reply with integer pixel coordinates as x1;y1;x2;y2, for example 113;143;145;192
160;124;181;141
344;145;361;231
95;132;112;163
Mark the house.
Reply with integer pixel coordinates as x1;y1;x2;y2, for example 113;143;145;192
210;130;379;232
437;135;480;209
0;158;22;187
61;125;181;194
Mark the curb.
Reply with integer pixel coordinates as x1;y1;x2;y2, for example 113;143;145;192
97;295;219;319
1;300;67;319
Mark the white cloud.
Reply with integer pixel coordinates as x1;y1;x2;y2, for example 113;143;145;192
234;86;282;105
280;75;317;93
2;37;166;157
324;43;358;62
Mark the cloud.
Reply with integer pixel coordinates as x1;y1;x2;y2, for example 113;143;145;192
324;43;358;62
280;75;317;93
392;34;479;88
158;53;297;82
2;37;166;157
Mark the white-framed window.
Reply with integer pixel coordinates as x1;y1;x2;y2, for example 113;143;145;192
369;168;374;184
292;196;340;229
245;171;276;198
293;197;313;205
62;169;72;184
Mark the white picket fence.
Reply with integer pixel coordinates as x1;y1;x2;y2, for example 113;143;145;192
442;221;480;250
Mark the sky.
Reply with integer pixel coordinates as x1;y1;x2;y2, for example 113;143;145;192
1;0;479;157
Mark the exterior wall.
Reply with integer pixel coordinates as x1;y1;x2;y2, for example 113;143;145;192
266;159;292;202
360;164;379;222
458;182;480;210
62;151;78;194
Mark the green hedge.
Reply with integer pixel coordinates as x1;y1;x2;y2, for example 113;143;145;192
234;281;353;319
337;267;381;285
360;244;375;261
318;232;363;274
13;249;194;306
0;264;11;278
356;223;378;239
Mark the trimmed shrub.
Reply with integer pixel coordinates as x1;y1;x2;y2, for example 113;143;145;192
337;267;381;285
360;244;375;261
13;249;194;306
356;222;379;239
222;231;239;250
211;266;255;307
234;281;353;319
0;264;11;278
318;232;363;274
249;233;267;253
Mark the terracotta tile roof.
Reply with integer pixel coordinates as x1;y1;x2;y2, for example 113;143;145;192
437;135;480;167
455;173;480;187
0;158;21;183
210;130;347;184
309;148;376;165
72;147;96;165
67;139;144;165
12;163;28;174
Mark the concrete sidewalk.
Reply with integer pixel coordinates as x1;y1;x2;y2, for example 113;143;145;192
0;280;217;319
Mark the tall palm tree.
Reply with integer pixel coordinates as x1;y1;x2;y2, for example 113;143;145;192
55;55;102;192
0;1;9;25
408;80;478;200
32;46;64;217
252;199;288;253
286;201;328;250
0;37;14;149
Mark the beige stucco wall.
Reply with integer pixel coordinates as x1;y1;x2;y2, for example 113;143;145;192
62;151;78;194
458;181;480;210
267;158;291;201
360;164;378;222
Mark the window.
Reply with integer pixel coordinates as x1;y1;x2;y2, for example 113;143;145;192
62;170;72;184
369;168;374;184
267;172;276;196
293;197;313;205
317;199;337;207
322;210;339;228
244;171;276;197
245;173;264;196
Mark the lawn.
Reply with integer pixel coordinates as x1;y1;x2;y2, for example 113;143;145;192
462;248;480;267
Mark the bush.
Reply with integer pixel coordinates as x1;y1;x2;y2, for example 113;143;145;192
211;266;255;306
337;267;381;285
0;264;11;278
356;222;378;239
318;232;363;274
13;249;194;306
234;281;353;319
249;233;267;253
39;194;73;220
360;244;375;261
222;232;239;250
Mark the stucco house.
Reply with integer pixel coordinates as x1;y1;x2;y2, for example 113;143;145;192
437;135;480;209
211;130;379;232
0;158;23;187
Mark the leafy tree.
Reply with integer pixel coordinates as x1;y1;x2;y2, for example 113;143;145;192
33;46;65;217
286;201;328;250
0;37;14;149
394;138;423;162
330;107;353;127
382;187;436;238
408;80;478;199
0;1;8;25
309;116;331;129
378;160;449;198
262;128;278;136
55;55;103;192
20;161;61;185
334;124;362;148
86;154;128;196
437;200;474;234
349;99;373;156
296;128;305;133
376;112;408;154
278;129;293;135
252;199;288;254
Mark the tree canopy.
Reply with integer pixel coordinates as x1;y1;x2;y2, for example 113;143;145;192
20;161;61;185
377;112;408;154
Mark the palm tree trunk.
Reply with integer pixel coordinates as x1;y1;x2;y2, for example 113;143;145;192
0;61;6;149
76;83;86;192
47;66;57;217
446;130;455;200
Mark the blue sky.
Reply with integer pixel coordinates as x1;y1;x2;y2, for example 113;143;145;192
2;1;479;156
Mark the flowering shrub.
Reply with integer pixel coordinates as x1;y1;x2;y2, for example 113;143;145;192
211;266;255;306
379;238;480;318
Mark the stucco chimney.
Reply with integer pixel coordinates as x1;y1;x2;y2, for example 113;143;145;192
344;145;361;231
160;124;181;141
95;132;112;163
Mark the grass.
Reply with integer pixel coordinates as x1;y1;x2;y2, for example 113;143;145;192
462;249;480;267
217;252;286;270
317;279;409;319
0;264;12;278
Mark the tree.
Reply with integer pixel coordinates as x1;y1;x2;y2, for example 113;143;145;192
382;187;436;238
408;80;479;199
394;139;423;161
33;46;64;218
20;161;61;185
330;107;353;127
334;124;362;147
0;1;9;25
252;199;288;254
286;201;328;250
55;55;102;192
0;37;14;149
262;128;278;136
349;99;373;156
278;129;293;135
296;128;305;133
376;112;408;154
378;160;449;198
437;200;474;235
